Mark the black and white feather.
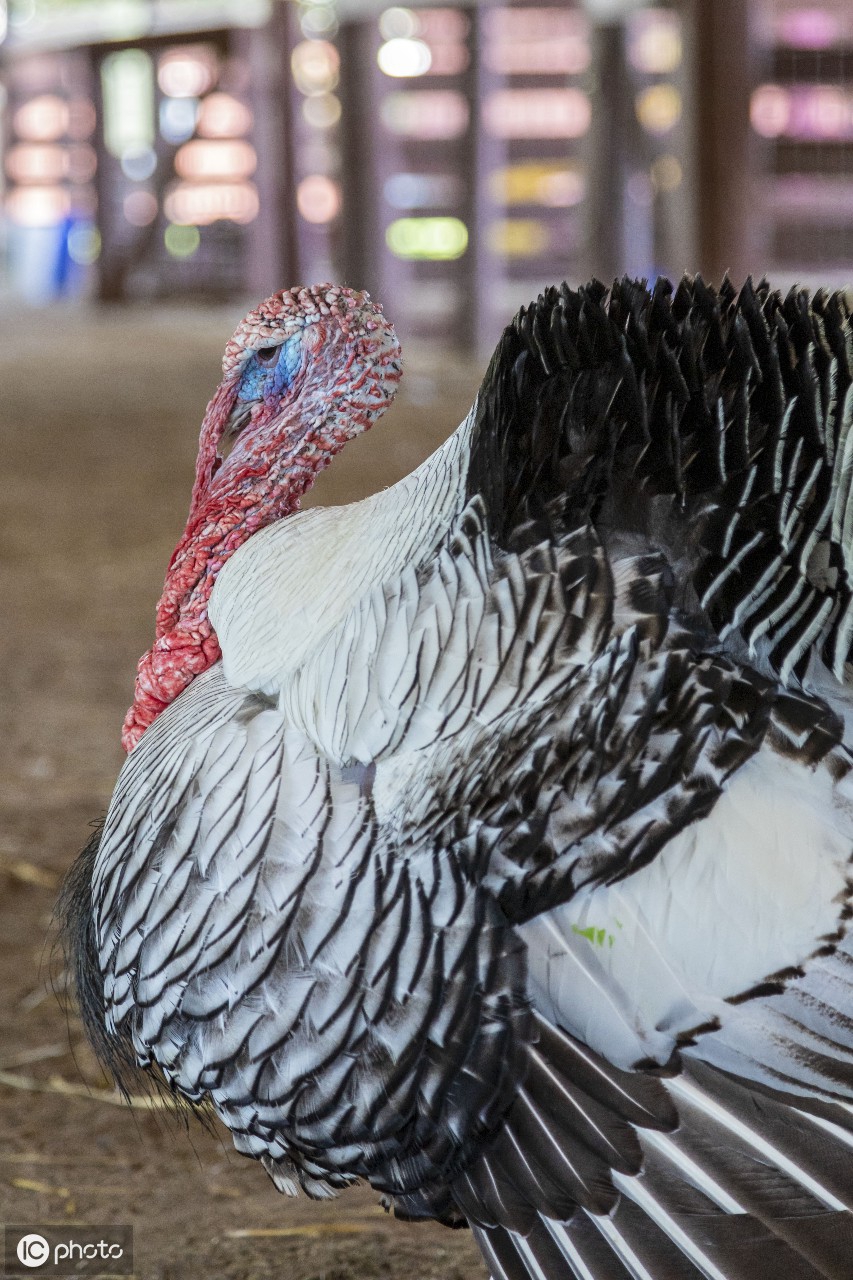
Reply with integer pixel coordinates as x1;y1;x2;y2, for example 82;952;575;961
62;276;853;1278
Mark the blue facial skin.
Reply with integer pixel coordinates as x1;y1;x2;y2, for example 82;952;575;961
237;333;302;404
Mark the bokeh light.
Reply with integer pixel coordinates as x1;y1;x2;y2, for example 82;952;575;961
67;224;101;265
384;171;460;209
484;8;590;76
378;37;432;78
6;184;70;226
102;48;154;156
484;89;592;140
161;99;198;146
302;94;342;129
197;93;253;139
164;181;259;225
13;95;68;142
120;146;157;182
158;47;217;99
779;8;841;49
628;11;682;74
379;7;419;40
490;162;586;208
750;83;791;137
67;99;97;141
487;218;550;258
386;216;468;260
123;189;158;226
164;222;201;258
5;143;65;184
174;139;257;181
301;5;338;39
291;40;340;97
296;174;342;223
381;90;469;139
635;84;682;135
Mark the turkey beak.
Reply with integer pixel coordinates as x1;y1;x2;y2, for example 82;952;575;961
219;401;254;459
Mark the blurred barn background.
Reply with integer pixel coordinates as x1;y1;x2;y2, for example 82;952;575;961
1;0;851;345
0;3;851;1278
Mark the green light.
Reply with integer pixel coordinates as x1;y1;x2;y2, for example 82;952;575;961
386;216;468;261
101;47;154;157
164;222;200;258
67;224;101;265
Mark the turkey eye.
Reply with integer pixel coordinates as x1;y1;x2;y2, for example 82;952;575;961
256;345;279;365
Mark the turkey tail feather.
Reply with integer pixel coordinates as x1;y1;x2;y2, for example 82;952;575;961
470;1057;853;1280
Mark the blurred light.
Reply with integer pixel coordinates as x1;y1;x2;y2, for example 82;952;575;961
302;93;342;128
627;10;682;74
13;95;68;142
487;218;549;258
5;143;65;184
384;171;461;209
301;4;338;37
164;181;259;225
779;8;841;49
751;83;853;140
297;174;342;223
490;161;586;207
378;37;432;77
0;1;7;45
160;96;198;144
417;9;469;41
426;43;470;75
750;84;790;137
67;223;101;265
381;90;469;139
123;189;158;226
484;89;592;140
484;9;590;75
386;216;468;260
164;223;201;258
6;184;70;226
102;48;154;156
121;145;157;181
291;40;340;97
650;153;682;193
197;92;253;138
797;85;849;138
635;84;681;134
67;98;97;140
174;139;257;180
158;47;218;99
67;144;97;184
379;7;419;39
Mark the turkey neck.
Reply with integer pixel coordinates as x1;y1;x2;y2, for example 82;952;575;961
121;422;330;754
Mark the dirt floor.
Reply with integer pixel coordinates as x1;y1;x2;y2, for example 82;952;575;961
0;302;486;1280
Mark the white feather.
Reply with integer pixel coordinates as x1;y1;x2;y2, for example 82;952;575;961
520;744;853;1069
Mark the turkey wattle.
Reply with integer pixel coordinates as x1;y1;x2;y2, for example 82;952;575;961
62;276;853;1280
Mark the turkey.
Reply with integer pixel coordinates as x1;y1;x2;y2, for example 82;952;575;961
62;276;853;1280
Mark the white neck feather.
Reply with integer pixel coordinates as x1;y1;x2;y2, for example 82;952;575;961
209;405;475;692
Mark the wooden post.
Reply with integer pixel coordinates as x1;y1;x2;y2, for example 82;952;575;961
584;21;629;283
242;4;297;295
690;0;755;284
